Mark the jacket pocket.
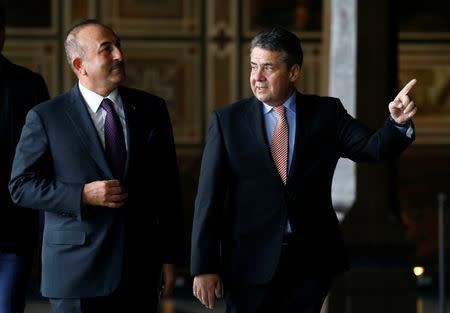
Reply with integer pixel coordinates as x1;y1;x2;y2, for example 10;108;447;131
46;230;86;245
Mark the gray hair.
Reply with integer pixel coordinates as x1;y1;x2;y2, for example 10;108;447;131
250;26;303;69
64;19;112;67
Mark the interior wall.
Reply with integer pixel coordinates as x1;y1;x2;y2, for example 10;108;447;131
2;0;450;278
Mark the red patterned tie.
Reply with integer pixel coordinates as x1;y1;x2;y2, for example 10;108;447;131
271;106;288;185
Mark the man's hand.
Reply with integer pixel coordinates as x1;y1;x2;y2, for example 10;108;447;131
389;79;418;124
160;263;176;298
193;274;223;309
82;180;128;208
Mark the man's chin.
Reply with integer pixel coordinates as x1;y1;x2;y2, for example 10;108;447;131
255;94;268;103
112;73;126;84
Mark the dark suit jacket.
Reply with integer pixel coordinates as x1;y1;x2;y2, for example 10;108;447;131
9;84;183;298
191;92;414;285
0;55;49;255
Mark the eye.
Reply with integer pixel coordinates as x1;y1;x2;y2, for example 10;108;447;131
100;45;113;54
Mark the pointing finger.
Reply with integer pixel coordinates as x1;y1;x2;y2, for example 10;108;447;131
395;79;417;100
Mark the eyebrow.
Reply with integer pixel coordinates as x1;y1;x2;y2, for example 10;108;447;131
99;37;120;49
99;41;113;48
250;61;274;66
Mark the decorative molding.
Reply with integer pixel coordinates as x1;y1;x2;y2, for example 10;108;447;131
206;0;239;127
399;0;450;41
241;0;322;39
101;0;201;36
400;32;450;41
5;0;59;36
64;0;98;32
3;39;59;96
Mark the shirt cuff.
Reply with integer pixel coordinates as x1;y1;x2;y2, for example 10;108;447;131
390;117;414;139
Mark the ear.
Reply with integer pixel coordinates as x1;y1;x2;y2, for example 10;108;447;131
72;57;86;76
289;64;301;82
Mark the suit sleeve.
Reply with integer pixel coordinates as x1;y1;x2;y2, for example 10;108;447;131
335;99;414;162
9;109;84;215
190;111;228;276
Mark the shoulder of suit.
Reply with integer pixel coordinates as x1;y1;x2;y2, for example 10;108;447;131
213;96;255;115
118;85;169;114
297;92;340;104
31;90;69;115
5;58;45;83
119;85;165;103
297;92;344;113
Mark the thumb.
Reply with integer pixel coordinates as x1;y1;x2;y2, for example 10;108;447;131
215;279;223;298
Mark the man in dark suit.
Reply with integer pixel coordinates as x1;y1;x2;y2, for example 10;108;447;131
9;19;183;313
191;27;417;313
0;5;49;313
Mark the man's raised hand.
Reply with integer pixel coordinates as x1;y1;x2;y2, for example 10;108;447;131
389;79;418;124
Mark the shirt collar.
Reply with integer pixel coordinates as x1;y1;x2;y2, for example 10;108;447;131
262;91;297;115
78;82;120;113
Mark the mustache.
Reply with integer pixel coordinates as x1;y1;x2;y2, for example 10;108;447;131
111;61;124;70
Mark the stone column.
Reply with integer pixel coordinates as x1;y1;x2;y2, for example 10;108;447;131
327;0;357;220
327;1;417;312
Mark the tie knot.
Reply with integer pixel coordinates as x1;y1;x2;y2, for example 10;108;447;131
100;98;114;113
273;105;286;118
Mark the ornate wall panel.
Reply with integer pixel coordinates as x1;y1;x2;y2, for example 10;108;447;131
206;0;238;124
4;0;59;36
241;0;322;39
101;0;201;36
122;41;202;144
63;0;98;32
399;0;450;40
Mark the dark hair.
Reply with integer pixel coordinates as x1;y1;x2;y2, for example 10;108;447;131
250;27;303;69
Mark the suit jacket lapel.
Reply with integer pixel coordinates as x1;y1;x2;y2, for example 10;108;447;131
287;91;311;184
244;97;282;182
118;87;134;179
64;85;112;177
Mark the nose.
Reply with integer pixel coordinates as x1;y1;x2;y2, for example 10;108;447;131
113;45;124;61
252;68;265;81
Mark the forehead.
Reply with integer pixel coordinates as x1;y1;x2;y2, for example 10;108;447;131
250;47;283;64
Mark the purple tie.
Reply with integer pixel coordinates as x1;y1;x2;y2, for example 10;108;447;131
101;98;126;179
